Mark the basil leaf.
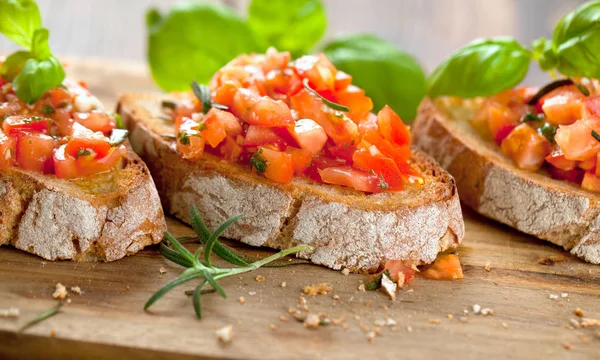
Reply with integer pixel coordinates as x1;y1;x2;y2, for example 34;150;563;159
324;34;426;120
428;37;532;99
13;55;65;104
247;0;326;56
531;37;557;71
0;0;42;49
550;0;600;79
147;2;267;91
0;50;33;81
30;27;51;59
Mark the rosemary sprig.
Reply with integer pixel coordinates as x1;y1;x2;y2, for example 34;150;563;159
191;81;229;114
145;206;312;319
302;78;350;112
592;130;600;143
20;302;63;332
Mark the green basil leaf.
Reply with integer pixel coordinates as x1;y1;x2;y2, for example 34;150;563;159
247;0;326;56
428;37;532;99
531;37;557;71
323;34;426;120
30;27;51;59
0;50;33;81
147;2;267;91
551;0;600;79
0;0;42;49
13;55;65;104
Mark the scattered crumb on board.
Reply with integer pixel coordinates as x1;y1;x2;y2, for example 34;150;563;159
52;283;67;300
216;325;233;344
0;308;19;318
303;283;333;296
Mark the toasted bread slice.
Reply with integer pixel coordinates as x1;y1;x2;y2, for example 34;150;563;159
0;145;166;261
412;97;600;264
118;93;464;273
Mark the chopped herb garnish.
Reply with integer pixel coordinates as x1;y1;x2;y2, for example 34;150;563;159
20;302;63;332
520;112;542;123
574;81;590;97
109;129;129;147
42;104;55;115
57;102;69;109
539;123;557;143
161;100;177;109
145;206;311;319
366;270;392;291
592;130;600;143
76;148;92;157
30;116;42;122
379;175;389;190
302;79;350;112
250;149;267;174
191;81;228;113
178;131;191;146
115;114;124;129
197;122;207;132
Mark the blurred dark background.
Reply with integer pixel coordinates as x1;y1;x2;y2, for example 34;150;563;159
0;0;588;85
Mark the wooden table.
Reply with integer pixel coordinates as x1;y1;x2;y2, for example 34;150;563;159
1;60;600;360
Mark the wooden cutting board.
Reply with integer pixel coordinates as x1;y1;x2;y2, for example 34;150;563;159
1;59;599;360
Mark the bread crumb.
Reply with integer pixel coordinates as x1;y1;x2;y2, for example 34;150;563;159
429;319;441;324
580;335;589;344
255;275;265;282
374;319;386;327
239;297;246;305
0;308;19;318
304;314;320;329
366;331;376;344
333;294;340;301
549;294;559;300
560;292;568;298
279;315;289;323
574;308;584;317
538;254;565;265
52;283;67;300
216;325;233;344
569;319;581;328
386;317;397;326
49;329;56;337
563;343;572;350
502;322;508;329
159;267;167;274
70;286;82;295
298;296;307;305
332;316;345;325
374;327;382;336
248;291;256;296
459;316;468;323
269;324;277;331
484;263;492;272
303;283;333;296
447;314;454;320
288;307;296;313
481;308;494;316
381;274;397;300
124;285;130;291
293;310;307;322
66;298;72;304
358;284;366;292
581;318;600;328
406;325;413;333
472;304;481;314
280;281;287;288
341;268;350;276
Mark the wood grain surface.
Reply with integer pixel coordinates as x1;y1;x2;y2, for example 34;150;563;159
1;60;600;360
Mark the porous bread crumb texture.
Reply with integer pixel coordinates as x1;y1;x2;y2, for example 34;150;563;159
412;98;600;264
120;93;465;273
0;153;166;261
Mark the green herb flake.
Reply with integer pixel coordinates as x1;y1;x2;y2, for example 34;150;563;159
592;130;600;143
303;79;350;112
197;122;207;132
76;148;92;157
539;123;557;143
178;131;191;146
161;100;177;109
250;149;267;174
520;112;542;123
42;104;54;115
379;175;389;190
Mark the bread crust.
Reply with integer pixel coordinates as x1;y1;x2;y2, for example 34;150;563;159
412;97;600;264
0;146;166;261
118;93;464;272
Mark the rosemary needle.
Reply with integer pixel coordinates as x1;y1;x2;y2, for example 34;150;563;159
19;302;63;332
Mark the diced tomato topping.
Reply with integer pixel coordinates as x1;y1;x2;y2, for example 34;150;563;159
201;108;241;148
546;165;584;183
259;147;293;184
53;144;79;179
219;136;242;161
213;81;239;109
292;119;327;154
16;132;55;173
3;115;51;135
545;148;576;171
486;103;521;144
582;172;600;193
287;147;312;175
334;71;352;91
326;142;357;163
0;131;17;169
335;85;373;123
352;148;404;191
501;123;551;171
73;110;115;135
376;105;410;145
232;88;294;127
176;118;206;159
579;155;597;171
318;166;381;193
244;126;286;148
382;260;416;286
292;54;337;91
65;123;111;158
420;254;463;280
555;117;600;161
361;130;411;166
585;95;600;117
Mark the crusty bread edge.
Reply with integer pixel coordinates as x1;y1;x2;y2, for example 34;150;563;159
412;97;600;264
119;93;465;273
0;147;167;262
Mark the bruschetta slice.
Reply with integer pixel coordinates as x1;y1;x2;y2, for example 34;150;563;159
118;49;464;273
